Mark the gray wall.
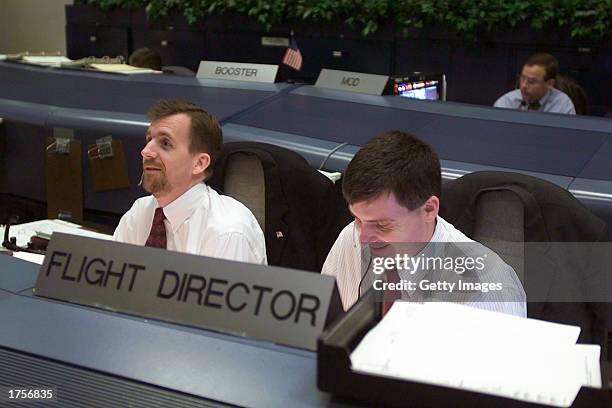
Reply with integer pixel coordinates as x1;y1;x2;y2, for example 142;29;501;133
0;0;73;54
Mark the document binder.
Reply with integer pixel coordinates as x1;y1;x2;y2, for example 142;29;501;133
317;291;611;408
46;136;83;221
87;138;130;191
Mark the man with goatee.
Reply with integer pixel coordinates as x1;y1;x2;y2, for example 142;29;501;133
113;99;266;264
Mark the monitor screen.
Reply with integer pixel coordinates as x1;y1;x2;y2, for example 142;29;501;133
390;73;446;101
395;80;440;100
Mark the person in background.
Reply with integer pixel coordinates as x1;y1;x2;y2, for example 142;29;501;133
494;53;575;114
128;47;196;76
128;47;162;71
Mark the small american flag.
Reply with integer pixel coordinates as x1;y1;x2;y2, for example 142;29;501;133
282;37;303;71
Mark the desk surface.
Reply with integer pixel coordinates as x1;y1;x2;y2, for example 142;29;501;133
2;62;610;183
232;88;612;181
1;255;610;406
0;61;290;122
0;62;611;226
0;256;346;408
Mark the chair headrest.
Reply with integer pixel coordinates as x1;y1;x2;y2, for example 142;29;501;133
223;152;266;232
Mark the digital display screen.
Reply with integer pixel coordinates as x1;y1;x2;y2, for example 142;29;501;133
394;80;440;100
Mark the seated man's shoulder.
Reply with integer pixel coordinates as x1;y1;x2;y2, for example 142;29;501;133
206;190;262;234
494;89;520;107
436;217;472;243
134;194;155;206
437;218;519;279
547;88;576;114
553;87;574;103
124;195;156;215
337;221;356;241
327;221;359;258
502;89;520;98
322;221;358;276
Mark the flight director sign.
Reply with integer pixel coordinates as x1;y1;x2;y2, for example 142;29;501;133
34;233;337;351
315;68;390;95
197;61;278;83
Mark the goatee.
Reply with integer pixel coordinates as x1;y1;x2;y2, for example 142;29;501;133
143;172;170;194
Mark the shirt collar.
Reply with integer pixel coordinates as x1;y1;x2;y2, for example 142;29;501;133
537;88;552;107
158;183;207;232
518;88;551;111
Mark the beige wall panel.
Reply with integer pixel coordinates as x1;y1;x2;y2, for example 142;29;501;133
0;0;73;54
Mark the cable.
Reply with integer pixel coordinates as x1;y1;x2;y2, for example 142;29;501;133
319;142;349;170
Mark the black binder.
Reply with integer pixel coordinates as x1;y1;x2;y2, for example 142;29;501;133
317;291;611;408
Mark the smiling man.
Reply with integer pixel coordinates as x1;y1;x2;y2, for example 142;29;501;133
113;99;266;264
494;53;575;114
322;131;526;315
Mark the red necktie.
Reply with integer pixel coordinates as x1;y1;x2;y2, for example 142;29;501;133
382;268;401;315
145;208;167;249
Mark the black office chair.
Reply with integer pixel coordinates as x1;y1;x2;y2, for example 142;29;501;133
210;142;345;273
555;74;589;115
440;171;609;358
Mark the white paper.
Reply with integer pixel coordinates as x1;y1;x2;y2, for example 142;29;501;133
12;251;45;265
351;302;601;407
573;344;602;388
21;55;72;67
1;219;112;247
318;170;342;184
90;64;161;74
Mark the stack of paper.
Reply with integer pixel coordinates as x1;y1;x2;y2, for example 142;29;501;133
1;219;113;265
21;55;73;67
318;170;342;184
0;219;112;248
351;302;601;407
90;63;161;75
12;251;45;265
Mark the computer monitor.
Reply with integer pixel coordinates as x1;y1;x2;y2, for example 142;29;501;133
391;73;446;101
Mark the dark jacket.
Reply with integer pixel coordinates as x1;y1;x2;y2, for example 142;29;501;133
210;142;344;273
440;171;609;356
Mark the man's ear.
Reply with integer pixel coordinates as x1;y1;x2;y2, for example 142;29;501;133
193;152;211;177
546;78;555;88
422;195;440;222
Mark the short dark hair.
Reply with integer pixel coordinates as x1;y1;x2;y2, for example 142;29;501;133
343;131;441;211
147;99;222;180
129;48;162;71
524;52;559;81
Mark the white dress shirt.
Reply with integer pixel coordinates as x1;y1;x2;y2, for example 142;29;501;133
114;183;267;264
494;88;575;114
322;216;526;317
